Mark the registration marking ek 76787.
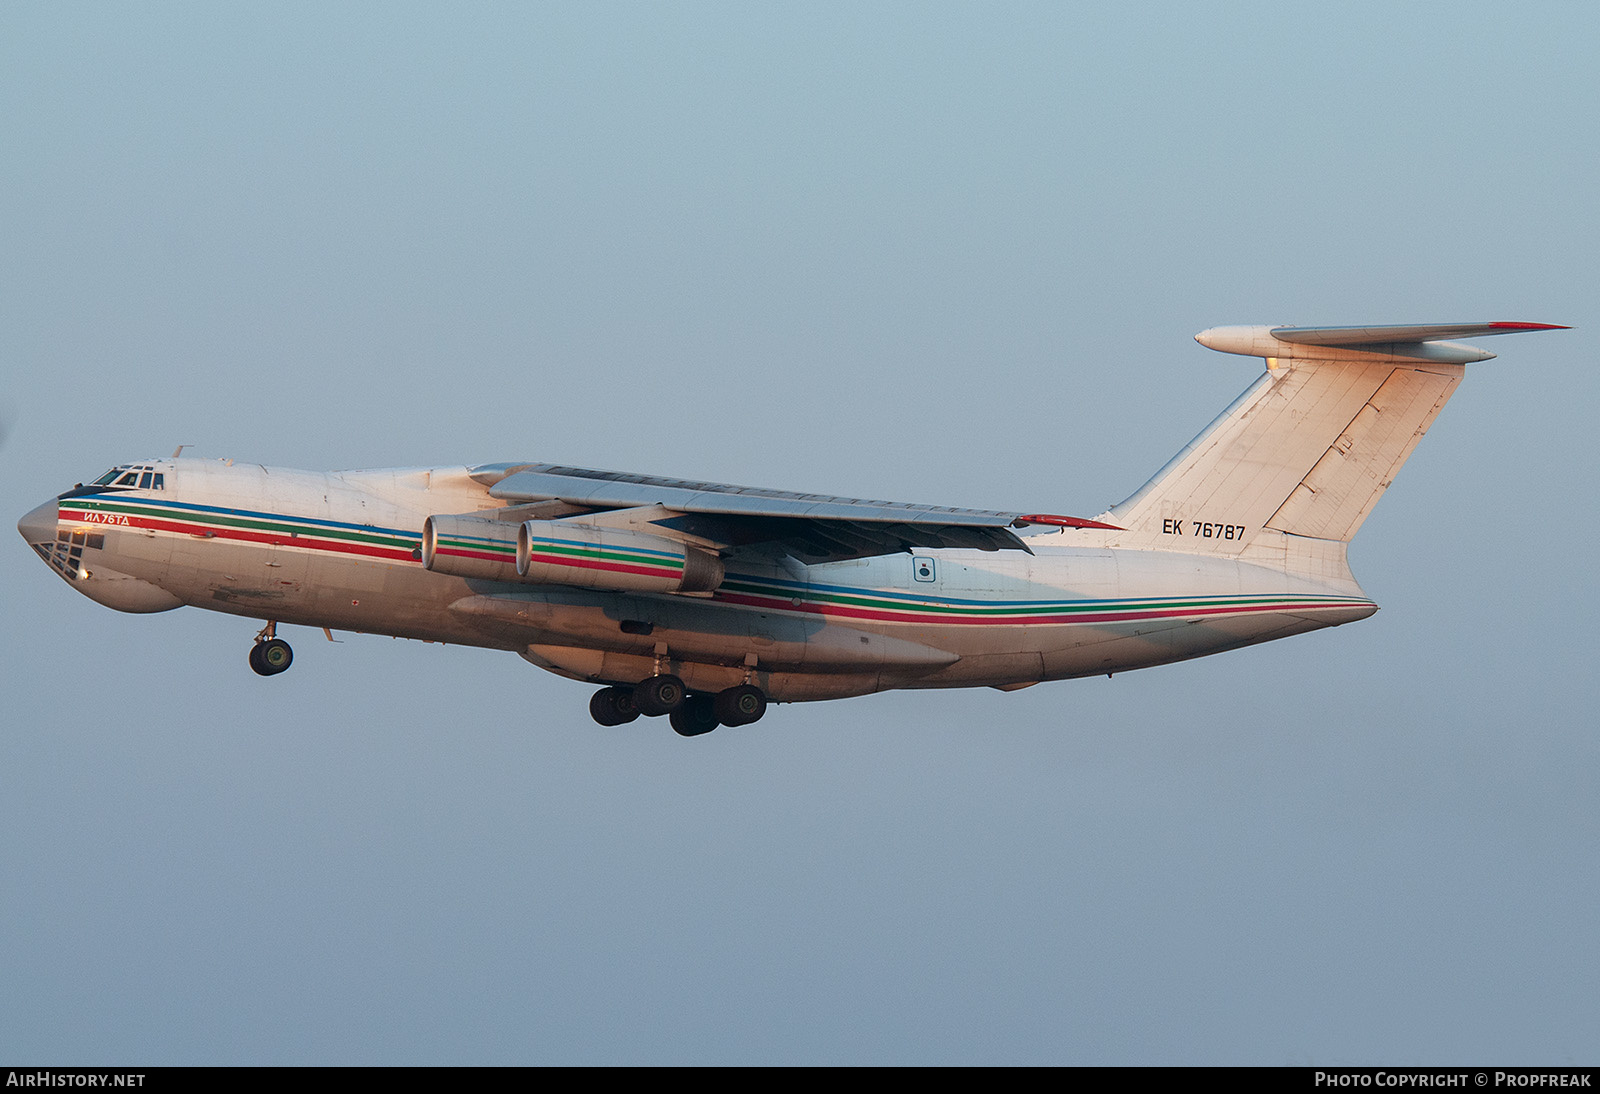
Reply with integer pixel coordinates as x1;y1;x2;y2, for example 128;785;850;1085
1162;518;1245;540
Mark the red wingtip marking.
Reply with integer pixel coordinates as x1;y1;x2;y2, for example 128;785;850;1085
1488;322;1571;331
1017;513;1124;531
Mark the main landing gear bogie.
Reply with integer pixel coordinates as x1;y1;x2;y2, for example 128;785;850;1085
590;676;769;734
633;673;686;717
589;685;641;726
668;694;719;737
713;684;766;727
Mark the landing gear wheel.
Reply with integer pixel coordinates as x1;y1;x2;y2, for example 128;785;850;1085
589;685;641;726
251;638;293;677
669;694;720;737
633;674;686;717
714;684;767;727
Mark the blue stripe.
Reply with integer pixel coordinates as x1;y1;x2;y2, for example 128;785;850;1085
526;534;684;560
728;571;1369;611
74;494;417;538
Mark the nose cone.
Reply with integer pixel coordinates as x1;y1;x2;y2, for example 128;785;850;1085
17;498;58;545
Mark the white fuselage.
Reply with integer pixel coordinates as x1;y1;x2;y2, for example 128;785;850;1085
23;457;1378;703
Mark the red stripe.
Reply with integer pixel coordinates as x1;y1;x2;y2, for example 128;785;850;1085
438;547;512;564
55;506;1368;620
715;591;1360;626
524;552;681;580
59;510;417;563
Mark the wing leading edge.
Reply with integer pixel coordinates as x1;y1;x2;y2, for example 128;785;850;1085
469;463;1113;563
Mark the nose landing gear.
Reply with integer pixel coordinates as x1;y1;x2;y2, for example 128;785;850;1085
248;621;293;676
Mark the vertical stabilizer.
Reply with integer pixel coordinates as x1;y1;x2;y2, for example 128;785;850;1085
1105;323;1566;558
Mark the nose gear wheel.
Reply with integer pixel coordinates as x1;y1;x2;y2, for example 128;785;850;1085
249;637;293;676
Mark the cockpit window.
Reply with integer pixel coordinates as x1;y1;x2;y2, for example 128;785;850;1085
90;464;164;490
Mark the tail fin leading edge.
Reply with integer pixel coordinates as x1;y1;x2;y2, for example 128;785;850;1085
1105;322;1567;555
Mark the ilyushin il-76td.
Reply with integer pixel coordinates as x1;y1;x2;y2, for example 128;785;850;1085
19;322;1567;735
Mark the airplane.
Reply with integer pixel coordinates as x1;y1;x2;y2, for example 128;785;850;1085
18;321;1567;735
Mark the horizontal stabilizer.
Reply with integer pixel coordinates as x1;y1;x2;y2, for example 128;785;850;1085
1197;322;1568;364
1271;322;1568;346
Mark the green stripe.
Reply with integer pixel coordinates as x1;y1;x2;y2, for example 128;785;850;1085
525;541;684;571
66;498;415;550
439;536;515;556
721;577;1361;618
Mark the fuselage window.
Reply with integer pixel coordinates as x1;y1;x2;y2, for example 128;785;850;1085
152;473;165;490
93;469;124;486
115;472;139;486
139;471;153;489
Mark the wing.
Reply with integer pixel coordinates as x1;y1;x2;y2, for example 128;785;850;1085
469;463;1110;563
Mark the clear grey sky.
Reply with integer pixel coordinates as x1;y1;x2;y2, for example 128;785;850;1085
3;1;1595;1064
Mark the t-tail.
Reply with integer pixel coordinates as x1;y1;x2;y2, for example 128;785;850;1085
1102;322;1568;574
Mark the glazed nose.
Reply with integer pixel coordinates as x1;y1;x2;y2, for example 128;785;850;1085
17;498;58;545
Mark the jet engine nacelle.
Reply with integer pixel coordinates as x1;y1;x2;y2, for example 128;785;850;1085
421;513;520;581
517;520;725;594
